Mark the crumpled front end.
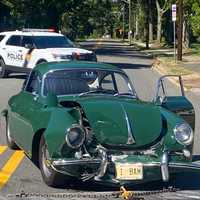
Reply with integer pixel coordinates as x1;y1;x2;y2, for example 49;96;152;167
45;97;200;185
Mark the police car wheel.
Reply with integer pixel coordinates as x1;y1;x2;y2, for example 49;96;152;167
0;59;8;78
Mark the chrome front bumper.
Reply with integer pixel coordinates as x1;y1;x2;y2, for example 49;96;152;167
51;151;200;183
160;151;200;182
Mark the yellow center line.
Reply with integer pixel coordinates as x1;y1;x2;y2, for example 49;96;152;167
0;146;7;155
0;150;24;189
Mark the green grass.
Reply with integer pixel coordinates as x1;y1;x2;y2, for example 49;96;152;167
158;57;193;76
190;43;200;55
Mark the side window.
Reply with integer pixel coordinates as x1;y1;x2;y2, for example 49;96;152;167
114;73;130;94
6;35;22;46
0;35;5;42
100;74;115;91
22;36;34;48
25;71;40;94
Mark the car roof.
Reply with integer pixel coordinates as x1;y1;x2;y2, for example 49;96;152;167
0;30;62;37
34;61;123;76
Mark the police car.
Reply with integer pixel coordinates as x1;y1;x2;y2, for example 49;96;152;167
0;29;97;78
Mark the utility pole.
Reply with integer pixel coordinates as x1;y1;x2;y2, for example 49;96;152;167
177;0;183;61
145;0;150;49
122;5;125;41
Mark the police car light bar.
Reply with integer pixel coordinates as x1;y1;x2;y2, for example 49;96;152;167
22;28;55;32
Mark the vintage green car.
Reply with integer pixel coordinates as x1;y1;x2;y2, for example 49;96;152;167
2;61;200;187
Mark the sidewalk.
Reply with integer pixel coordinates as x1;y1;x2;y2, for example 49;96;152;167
133;42;200;94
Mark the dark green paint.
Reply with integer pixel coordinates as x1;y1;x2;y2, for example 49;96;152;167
5;61;196;184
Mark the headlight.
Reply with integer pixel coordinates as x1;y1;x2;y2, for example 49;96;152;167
91;53;97;62
66;125;86;149
52;53;72;60
174;123;193;145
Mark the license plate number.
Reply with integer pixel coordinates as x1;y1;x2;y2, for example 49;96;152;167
115;163;143;180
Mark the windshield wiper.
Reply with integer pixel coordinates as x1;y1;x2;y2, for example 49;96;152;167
114;92;136;98
79;89;112;97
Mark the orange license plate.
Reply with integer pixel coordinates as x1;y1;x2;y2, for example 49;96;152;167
115;163;143;180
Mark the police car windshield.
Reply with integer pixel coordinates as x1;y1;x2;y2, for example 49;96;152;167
33;36;74;49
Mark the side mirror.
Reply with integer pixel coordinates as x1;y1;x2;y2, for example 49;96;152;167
44;93;58;107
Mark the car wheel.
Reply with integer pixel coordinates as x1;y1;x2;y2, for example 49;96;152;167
6;118;19;150
37;60;47;65
0;59;8;78
39;136;67;187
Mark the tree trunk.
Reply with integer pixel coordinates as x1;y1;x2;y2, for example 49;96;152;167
134;10;139;40
149;0;153;42
156;0;162;43
183;19;190;48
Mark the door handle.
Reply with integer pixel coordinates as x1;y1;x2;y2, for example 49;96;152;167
18;50;23;52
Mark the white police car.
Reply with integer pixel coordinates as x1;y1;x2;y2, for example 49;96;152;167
0;29;97;78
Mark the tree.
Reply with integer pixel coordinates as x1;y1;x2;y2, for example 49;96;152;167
190;1;200;38
155;0;174;43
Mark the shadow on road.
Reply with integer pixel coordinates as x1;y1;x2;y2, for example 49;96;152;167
6;74;28;80
80;40;153;60
96;47;152;59
106;62;152;69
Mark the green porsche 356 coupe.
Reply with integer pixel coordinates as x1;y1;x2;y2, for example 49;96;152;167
2;61;200;187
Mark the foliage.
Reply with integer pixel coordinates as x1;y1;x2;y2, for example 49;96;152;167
190;1;200;37
1;0;200;43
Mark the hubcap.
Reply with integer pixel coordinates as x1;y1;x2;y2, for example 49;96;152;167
0;66;2;73
41;144;52;178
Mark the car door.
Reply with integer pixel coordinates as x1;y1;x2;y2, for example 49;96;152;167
154;75;195;130
9;71;43;154
5;35;29;67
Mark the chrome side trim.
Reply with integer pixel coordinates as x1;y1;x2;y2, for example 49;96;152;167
52;158;101;166
161;152;169;182
121;105;136;145
169;162;200;170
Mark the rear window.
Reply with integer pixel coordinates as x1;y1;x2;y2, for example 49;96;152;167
0;35;5;42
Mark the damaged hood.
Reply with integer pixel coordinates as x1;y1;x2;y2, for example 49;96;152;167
77;97;162;148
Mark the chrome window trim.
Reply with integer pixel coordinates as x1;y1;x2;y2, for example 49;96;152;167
41;68;138;98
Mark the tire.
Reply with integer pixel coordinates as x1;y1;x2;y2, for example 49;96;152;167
6;118;19;150
39;135;68;187
0;59;8;78
36;60;47;65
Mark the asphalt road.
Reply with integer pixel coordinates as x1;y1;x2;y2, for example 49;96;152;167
0;40;200;200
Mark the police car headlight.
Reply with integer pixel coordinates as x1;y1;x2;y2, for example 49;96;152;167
174;123;193;145
66;125;86;149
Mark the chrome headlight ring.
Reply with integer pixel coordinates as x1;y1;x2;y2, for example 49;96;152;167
173;123;193;146
66;125;86;149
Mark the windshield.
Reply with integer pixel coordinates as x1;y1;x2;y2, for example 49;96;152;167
33;36;74;48
43;69;137;97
